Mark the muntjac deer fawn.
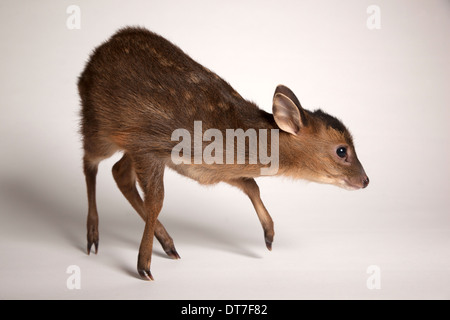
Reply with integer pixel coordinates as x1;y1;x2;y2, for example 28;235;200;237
78;27;369;280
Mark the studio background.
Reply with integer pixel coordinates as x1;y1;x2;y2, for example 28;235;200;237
0;0;449;299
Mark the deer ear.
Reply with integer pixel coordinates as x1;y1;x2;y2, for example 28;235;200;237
274;85;302;110
272;85;307;135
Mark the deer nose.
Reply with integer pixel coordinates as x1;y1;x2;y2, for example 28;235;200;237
362;176;370;188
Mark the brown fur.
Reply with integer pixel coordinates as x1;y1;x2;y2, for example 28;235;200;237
78;27;369;280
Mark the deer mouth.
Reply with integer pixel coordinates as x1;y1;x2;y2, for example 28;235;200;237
342;179;363;190
342;174;369;190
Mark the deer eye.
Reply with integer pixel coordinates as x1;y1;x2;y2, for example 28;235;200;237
336;147;347;158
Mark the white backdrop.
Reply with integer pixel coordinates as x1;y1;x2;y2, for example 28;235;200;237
0;0;449;299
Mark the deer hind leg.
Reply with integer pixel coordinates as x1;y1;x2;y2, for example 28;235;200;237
227;177;275;251
133;155;165;280
83;156;100;255
82;138;118;255
112;153;180;260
